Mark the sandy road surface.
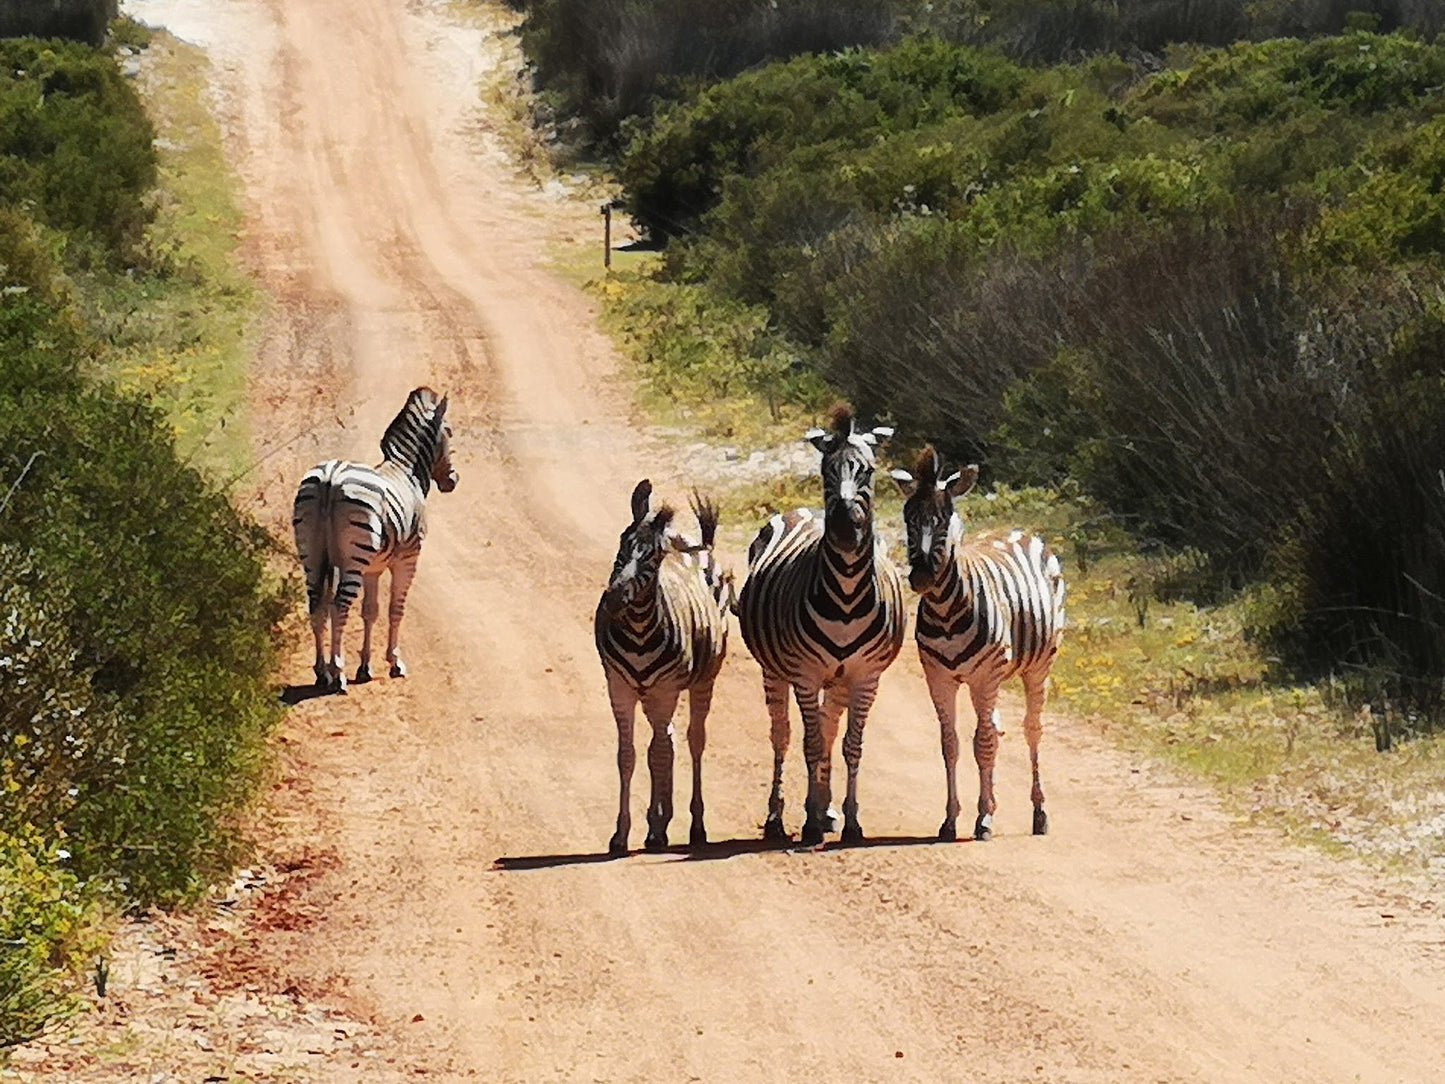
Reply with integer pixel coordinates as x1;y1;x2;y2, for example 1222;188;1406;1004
116;0;1445;1079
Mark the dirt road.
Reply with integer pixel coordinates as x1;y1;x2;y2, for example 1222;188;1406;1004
122;0;1445;1079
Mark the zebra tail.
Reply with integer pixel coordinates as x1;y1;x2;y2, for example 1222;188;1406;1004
690;489;720;549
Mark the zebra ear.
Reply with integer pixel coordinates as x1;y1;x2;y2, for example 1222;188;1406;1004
668;532;707;554
434;394;449;421
890;468;917;498
944;464;979;498
630;479;652;524
803;427;829;453
870;426;895;445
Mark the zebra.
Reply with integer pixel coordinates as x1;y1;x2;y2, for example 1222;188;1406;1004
596;480;731;856
292;386;457;693
737;405;906;847
890;446;1066;842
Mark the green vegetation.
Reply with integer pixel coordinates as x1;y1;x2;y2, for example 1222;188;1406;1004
0;27;284;1049
520;1;1445;870
518;0;1445;152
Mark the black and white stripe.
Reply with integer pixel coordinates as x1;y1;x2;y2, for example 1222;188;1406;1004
737;406;905;846
292;386;458;692
891;447;1065;841
596;480;731;855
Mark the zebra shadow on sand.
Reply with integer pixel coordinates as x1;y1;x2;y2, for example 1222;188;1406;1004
492;833;949;872
279;682;337;705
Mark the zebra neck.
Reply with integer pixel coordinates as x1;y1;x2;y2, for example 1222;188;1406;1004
376;459;428;495
813;530;878;601
919;548;971;620
619;589;666;634
381;432;438;493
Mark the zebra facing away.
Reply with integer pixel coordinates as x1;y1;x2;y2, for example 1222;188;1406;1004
890;447;1066;842
596;480;731;856
737;405;906;847
292;387;457;693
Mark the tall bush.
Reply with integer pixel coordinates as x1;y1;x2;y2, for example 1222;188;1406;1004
0;37;157;262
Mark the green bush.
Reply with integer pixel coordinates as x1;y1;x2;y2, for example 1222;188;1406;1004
521;0;897;150
0;831;101;1050
0;38;157;262
0;176;286;911
620;39;1027;239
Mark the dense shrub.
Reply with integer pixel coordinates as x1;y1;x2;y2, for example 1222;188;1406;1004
520;0;897;149
0;92;284;914
0;37;157;261
0;830;100;1049
0;0;116;47
521;0;1445;145
621;39;1027;239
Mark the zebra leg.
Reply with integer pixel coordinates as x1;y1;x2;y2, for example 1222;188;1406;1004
305;562;332;688
925;666;963;842
969;680;1002;840
385;556;418;678
795;682;832;847
839;678;880;845
642;688;682;853
821;683;848;835
356;573;381;683
1023;674;1049;836
309;597;329;689
763;672;791;841
607;673;639;856
328;568;363;693
686;683;712;849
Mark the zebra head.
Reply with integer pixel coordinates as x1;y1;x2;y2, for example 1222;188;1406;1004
806;404;894;554
384;387;458;494
891;446;979;593
602;480;689;618
431;394;458;493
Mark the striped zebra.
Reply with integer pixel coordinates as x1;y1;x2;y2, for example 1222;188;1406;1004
737;406;906;847
596;480;731;856
890;447;1065;842
292;386;457;693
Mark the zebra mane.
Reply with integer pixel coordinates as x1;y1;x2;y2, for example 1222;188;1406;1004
651;505;676;532
827;402;855;439
381;386;446;490
914;445;942;491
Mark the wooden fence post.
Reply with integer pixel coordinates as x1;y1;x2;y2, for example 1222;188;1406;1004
601;203;612;270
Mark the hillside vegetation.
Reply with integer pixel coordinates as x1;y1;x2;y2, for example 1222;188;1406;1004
521;5;1445;752
0;30;284;1048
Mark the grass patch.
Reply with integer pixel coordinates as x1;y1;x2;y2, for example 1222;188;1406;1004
80;28;261;476
587;267;830;448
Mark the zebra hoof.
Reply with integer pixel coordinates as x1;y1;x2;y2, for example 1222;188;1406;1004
389;662;407;679
354;664;372;684
840;823;864;846
800;821;825;847
1033;808;1049;836
938;820;957;843
644;832;667;854
608;834;628;857
762;816;789;843
689;824;708;850
974;814;993;842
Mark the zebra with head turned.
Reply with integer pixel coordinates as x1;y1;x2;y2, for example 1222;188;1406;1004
890;446;1065;842
737;405;906;847
292;386;458;693
596;480;731;855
